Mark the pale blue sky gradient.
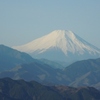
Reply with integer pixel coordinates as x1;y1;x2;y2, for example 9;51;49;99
0;0;100;48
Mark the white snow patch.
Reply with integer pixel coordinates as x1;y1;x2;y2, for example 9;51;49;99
13;30;100;56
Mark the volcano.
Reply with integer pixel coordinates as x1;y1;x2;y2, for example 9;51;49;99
13;30;100;62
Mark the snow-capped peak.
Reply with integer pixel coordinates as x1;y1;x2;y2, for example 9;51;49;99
13;30;77;54
13;30;100;61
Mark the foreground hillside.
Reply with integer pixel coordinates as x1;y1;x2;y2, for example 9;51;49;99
0;78;100;100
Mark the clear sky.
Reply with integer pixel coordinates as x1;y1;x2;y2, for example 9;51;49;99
0;0;100;48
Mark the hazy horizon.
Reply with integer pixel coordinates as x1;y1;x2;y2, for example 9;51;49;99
0;1;100;48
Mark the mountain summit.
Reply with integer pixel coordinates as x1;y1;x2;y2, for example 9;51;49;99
13;30;100;62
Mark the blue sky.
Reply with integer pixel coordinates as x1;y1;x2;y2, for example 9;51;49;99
0;0;100;48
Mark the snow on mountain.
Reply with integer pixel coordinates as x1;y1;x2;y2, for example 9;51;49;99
13;30;100;62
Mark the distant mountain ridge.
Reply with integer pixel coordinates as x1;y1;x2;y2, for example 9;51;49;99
1;56;100;89
13;30;100;62
0;44;34;72
0;45;100;90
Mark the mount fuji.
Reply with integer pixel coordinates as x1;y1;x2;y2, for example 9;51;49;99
13;30;100;62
